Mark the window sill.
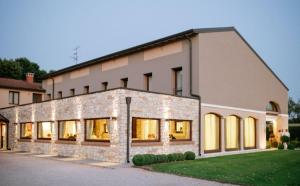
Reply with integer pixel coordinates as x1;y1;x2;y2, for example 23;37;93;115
18;139;31;142
131;142;163;147
34;139;51;143
169;141;194;145
55;140;77;145
204;149;221;153
225;148;240;152
81;141;110;147
244;147;256;150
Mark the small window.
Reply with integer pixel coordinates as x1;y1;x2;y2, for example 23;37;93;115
84;86;89;94
168;120;191;141
37;121;52;140
32;93;42;103
47;93;51;100
58;120;77;141
85;118;110;142
121;78;128;88
102;82;108;90
173;67;183;96
9;91;19;105
57;91;62;99
132;118;160;142
20;122;32;139
70;89;75;96
266;102;278;112
144;73;152;91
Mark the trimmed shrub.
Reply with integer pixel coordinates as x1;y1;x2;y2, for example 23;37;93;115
281;135;290;143
184;151;196;160
132;154;144;166
176;153;185;161
167;153;177;162
278;143;284;150
143;154;157;165
288;143;295;150
156;154;168;163
290;139;300;148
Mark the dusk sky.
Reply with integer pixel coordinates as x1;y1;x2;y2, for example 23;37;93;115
0;0;299;100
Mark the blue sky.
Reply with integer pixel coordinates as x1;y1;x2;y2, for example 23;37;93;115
0;0;299;100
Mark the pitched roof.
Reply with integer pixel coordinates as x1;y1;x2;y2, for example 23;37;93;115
0;77;45;92
43;27;288;90
0;114;9;122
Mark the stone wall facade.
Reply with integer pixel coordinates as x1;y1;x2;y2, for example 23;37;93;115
0;89;199;163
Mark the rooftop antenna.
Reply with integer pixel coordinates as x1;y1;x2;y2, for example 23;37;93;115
71;46;80;64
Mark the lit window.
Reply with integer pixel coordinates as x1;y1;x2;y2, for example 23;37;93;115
85;118;110;141
168;120;191;141
244;117;256;149
20;123;32;139
9;91;19;105
58;120;77;140
144;73;152;91
174;68;182;96
37;122;52;139
132;118;160;142
204;114;220;152
225;116;240;150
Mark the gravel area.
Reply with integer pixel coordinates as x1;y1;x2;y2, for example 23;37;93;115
0;151;233;186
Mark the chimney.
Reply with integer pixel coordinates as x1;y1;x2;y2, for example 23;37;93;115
26;73;34;83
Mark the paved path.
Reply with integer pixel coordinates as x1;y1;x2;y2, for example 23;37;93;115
0;152;233;186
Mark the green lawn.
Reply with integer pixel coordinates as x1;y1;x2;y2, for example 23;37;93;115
150;150;300;186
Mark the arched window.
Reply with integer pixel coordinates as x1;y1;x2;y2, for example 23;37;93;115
204;113;221;152
266;102;278;112
244;117;256;149
225;115;240;150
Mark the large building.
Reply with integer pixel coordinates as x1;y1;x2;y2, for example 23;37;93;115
0;27;288;163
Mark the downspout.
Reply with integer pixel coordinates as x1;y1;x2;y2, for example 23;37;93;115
125;97;131;163
51;77;55;100
6;122;10;150
185;35;202;156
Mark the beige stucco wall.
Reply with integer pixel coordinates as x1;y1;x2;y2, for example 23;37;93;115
42;38;200;99
197;31;288;114
0;88;44;109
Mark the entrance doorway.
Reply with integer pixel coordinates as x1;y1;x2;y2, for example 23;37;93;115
1;123;7;149
266;121;277;147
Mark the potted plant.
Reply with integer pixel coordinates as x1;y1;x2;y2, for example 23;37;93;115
280;135;290;150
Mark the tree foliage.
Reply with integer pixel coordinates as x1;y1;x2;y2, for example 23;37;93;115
0;58;49;82
289;97;300;123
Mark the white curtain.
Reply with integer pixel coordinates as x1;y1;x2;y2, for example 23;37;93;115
204;114;220;151
225;116;239;149
244;117;256;148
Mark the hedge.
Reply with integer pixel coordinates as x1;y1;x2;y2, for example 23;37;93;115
289;126;300;140
132;151;196;166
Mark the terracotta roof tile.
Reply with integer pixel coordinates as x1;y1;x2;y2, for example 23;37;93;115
0;77;45;92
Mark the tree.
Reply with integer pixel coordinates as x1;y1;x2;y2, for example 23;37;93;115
289;97;300;123
0;57;48;82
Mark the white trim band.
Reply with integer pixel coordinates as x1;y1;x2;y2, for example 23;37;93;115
201;103;266;114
